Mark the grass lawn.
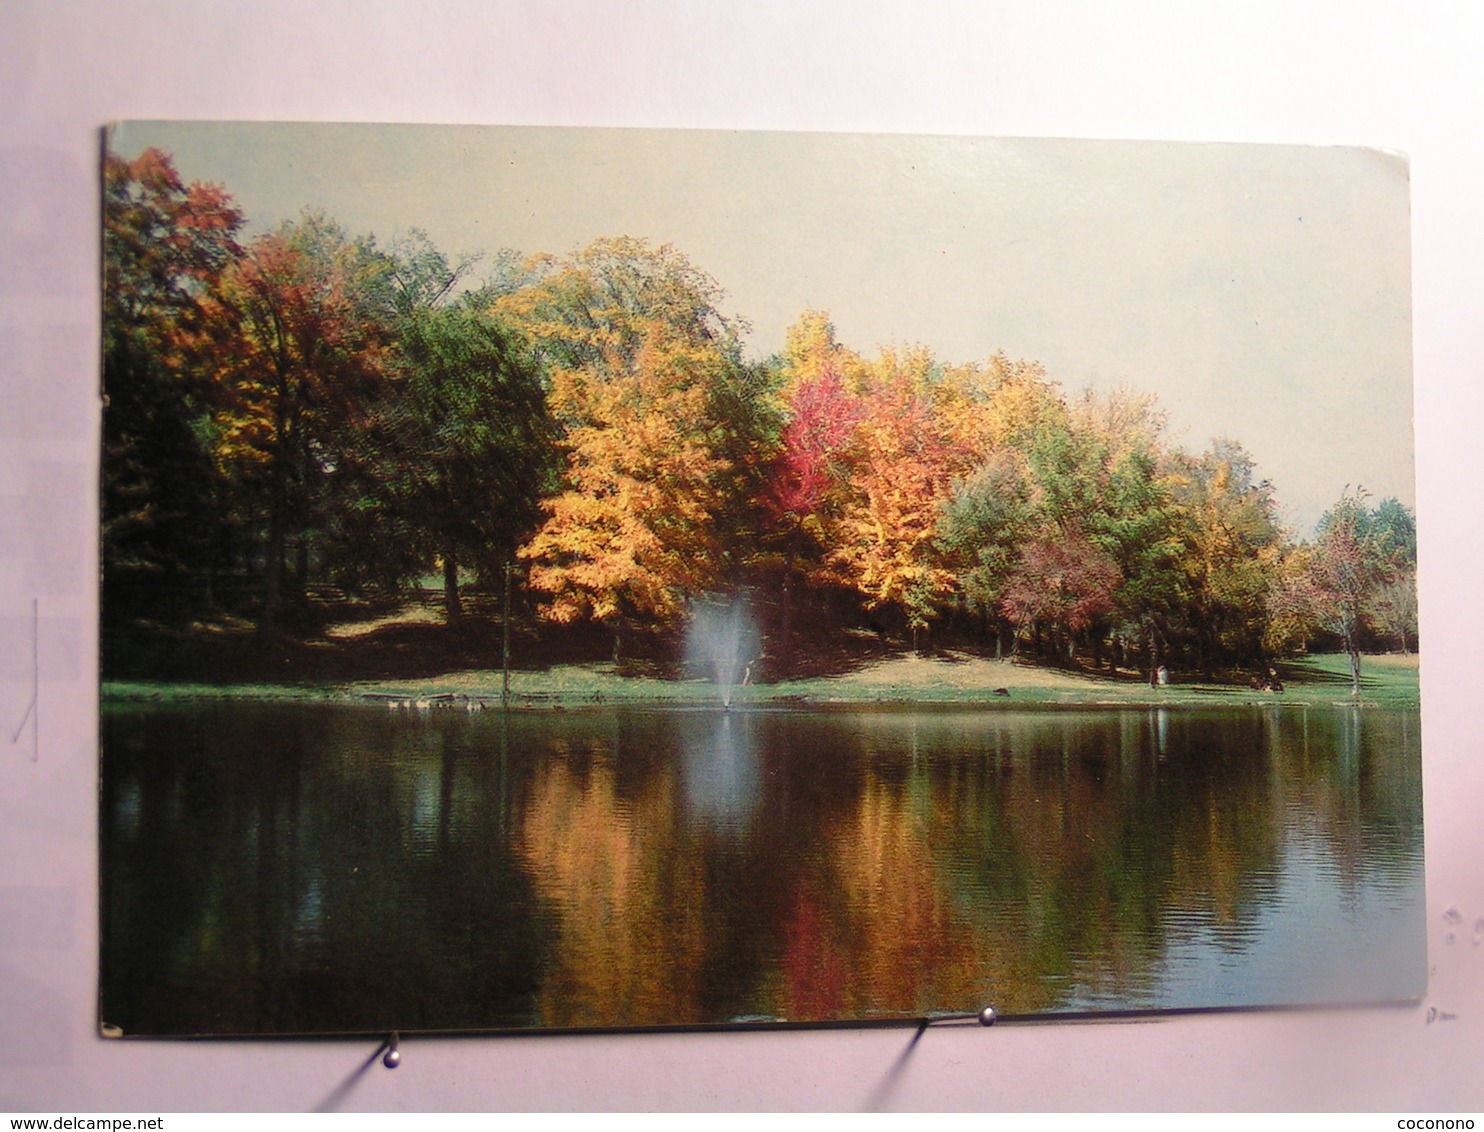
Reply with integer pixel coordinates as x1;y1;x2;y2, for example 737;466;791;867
104;650;1419;710
1276;652;1421;707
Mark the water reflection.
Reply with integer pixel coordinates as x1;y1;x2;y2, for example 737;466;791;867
99;702;1425;1035
518;754;709;1028
677;710;763;837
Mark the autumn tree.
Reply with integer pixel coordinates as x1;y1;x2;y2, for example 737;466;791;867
933;357;1057;653
502;236;778;590
1068;387;1185;674
1302;491;1414;693
1168;440;1285;674
760;312;864;659
101;145;243;621
1002;528;1123;662
938;361;1132;664
1261;544;1321;660
505;239;769;653
1265;495;1417;669
492;236;743;373
764;366;860;534
519;320;735;656
829;353;964;650
937;450;1036;656
1365;496;1419;654
1014;420;1120;660
975;353;1067;453
1368;574;1418;655
202;223;387;634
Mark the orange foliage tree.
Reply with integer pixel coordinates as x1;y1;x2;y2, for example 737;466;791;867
829;354;967;649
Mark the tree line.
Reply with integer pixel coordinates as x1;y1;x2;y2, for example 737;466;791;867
102;147;1418;690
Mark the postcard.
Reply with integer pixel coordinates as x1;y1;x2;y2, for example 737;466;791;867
100;122;1420;1035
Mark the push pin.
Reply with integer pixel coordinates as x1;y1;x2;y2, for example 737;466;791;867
924;1005;999;1027
382;1032;401;1069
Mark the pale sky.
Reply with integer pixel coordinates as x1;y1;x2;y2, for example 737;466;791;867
112;122;1415;536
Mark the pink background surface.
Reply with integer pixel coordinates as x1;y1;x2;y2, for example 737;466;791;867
1;1;1481;1111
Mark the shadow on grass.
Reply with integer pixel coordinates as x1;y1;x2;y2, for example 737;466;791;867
102;596;1420;702
768;629;894;682
1275;654;1419;695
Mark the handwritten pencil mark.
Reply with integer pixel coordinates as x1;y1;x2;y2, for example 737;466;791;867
10;598;38;760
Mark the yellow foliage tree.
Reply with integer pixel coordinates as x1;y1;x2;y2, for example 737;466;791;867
520;320;730;652
1169;440;1285;671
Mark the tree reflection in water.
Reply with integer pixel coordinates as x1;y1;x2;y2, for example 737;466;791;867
100;702;1424;1035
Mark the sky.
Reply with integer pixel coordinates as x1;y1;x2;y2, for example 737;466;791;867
112;121;1415;536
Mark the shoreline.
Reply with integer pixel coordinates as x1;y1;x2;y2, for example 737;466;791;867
101;653;1421;711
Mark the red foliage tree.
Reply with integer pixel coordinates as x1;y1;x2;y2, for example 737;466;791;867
764;365;860;527
761;364;861;661
102;147;244;596
1002;527;1123;659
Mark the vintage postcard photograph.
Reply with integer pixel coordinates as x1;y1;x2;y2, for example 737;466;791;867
99;122;1422;1036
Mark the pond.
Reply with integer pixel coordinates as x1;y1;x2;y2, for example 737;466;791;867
99;701;1425;1035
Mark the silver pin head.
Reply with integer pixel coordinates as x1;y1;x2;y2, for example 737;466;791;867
978;1006;997;1027
383;1046;401;1069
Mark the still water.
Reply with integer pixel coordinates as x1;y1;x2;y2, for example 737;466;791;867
100;702;1425;1035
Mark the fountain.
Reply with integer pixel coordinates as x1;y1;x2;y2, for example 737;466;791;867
683;594;761;708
